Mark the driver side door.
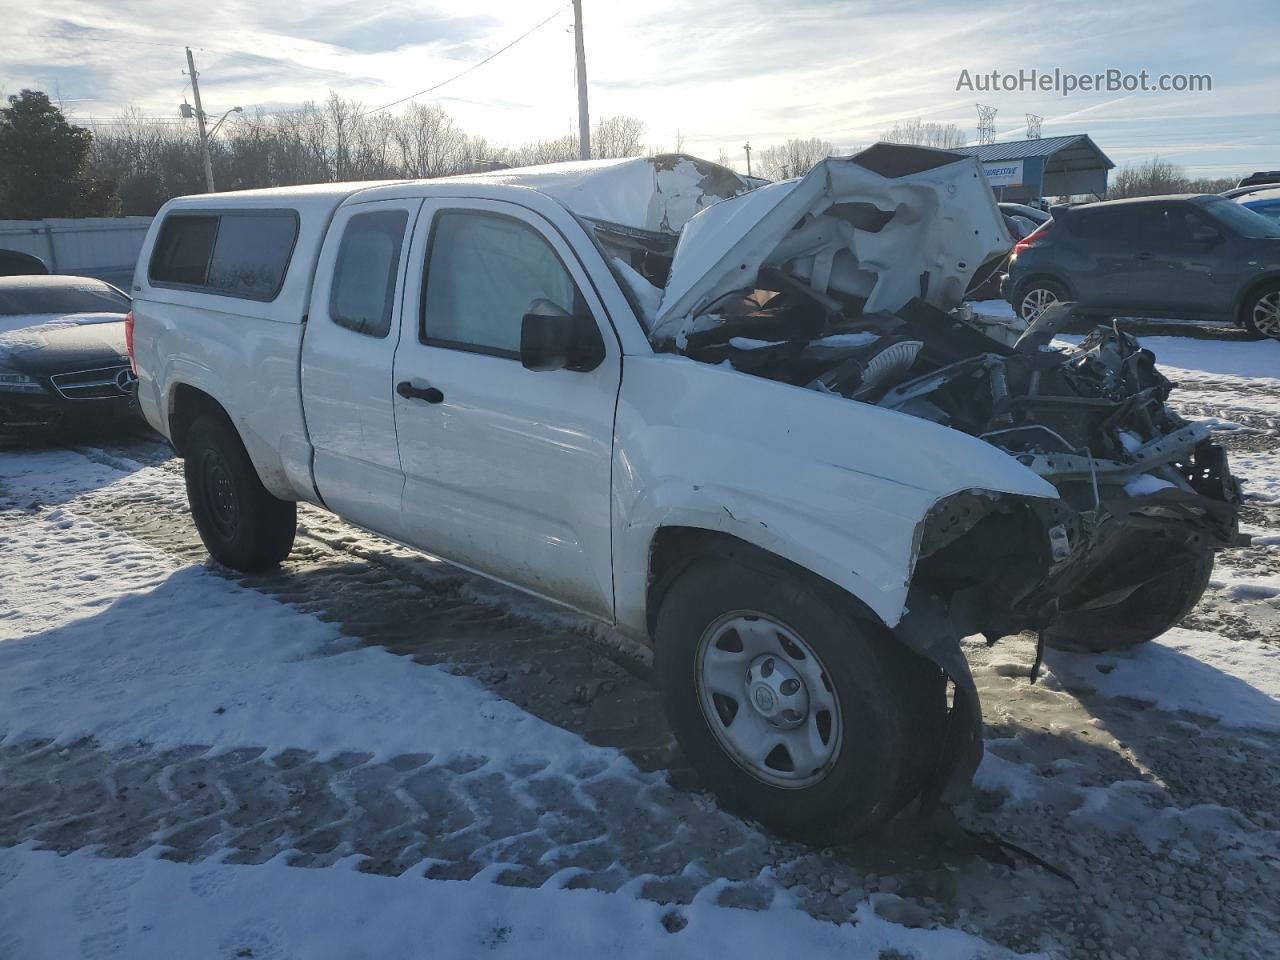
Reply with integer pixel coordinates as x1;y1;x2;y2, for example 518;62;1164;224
390;199;621;619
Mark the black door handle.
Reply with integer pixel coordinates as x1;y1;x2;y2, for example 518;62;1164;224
1135;252;1153;261
397;381;444;403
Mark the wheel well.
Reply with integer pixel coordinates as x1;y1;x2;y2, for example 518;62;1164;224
645;526;882;641
168;384;231;456
1012;272;1072;302
1237;274;1280;323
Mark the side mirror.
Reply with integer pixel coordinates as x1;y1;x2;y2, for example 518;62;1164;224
520;299;605;372
1191;224;1220;244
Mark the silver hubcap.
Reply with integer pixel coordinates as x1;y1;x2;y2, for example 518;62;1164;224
1020;286;1058;322
695;612;842;789
1252;292;1280;338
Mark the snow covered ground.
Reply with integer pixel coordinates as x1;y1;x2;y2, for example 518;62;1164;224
1;317;1278;959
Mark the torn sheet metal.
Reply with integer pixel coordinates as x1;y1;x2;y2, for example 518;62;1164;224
652;145;1011;343
483;154;757;237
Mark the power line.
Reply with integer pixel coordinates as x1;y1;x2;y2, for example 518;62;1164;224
354;3;569;119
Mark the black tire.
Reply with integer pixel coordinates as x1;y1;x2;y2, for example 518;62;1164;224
1044;548;1215;653
1240;283;1280;340
184;414;296;572
653;548;945;844
1014;277;1069;323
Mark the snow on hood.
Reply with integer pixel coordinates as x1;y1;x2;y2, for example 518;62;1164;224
651;144;1012;343
0;315;127;369
478;154;756;235
0;312;125;337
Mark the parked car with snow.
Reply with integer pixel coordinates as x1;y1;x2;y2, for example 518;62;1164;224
0;275;138;434
130;147;1242;842
1005;194;1280;339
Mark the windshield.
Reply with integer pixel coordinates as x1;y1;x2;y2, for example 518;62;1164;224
1191;195;1280;239
0;281;130;317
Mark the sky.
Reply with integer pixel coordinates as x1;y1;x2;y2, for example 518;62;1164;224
1;0;1276;179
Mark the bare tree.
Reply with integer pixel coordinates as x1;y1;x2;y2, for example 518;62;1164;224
880;118;968;150
1104;157;1239;199
593;115;646;159
756;137;837;180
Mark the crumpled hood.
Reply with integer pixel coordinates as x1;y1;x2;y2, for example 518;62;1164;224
475;154;757;236
651;143;1011;343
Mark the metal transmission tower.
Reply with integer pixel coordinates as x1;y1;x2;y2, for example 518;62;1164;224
975;104;998;146
1026;114;1043;139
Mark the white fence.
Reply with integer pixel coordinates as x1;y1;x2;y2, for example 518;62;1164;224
0;217;154;288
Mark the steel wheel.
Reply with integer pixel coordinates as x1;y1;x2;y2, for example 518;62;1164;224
1251;290;1280;339
695;611;842;789
197;448;240;541
1019;285;1060;323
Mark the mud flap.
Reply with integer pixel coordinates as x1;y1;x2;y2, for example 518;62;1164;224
892;589;983;809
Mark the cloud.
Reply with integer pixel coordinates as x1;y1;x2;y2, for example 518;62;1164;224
1;0;1275;177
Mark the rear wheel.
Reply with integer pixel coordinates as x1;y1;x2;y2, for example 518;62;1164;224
1044;548;1215;653
654;549;945;843
1015;278;1068;324
184;415;296;571
1241;284;1280;340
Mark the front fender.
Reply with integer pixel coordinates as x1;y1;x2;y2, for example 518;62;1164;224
612;355;1057;636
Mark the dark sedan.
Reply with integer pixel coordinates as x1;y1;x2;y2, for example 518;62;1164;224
1004;194;1280;339
0;275;139;434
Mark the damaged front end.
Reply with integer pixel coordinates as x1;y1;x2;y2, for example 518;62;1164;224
593;143;1245;807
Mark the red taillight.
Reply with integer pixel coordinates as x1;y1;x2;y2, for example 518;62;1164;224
1013;221;1052;257
124;311;136;371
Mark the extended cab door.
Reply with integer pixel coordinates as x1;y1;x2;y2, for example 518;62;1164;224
391;199;621;619
301;198;422;532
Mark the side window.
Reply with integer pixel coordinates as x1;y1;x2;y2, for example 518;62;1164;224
149;211;298;301
329;210;408;338
206;214;298;299
151;215;217;286
1071;208;1138;244
422;211;578;357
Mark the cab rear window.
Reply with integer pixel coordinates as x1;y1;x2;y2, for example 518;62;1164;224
149;211;298;301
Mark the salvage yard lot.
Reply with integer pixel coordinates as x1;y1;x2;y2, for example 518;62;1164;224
1;325;1278;959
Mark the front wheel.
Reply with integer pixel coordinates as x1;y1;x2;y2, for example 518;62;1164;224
1044;548;1215;653
1241;284;1280;340
184;415;297;572
654;550;945;844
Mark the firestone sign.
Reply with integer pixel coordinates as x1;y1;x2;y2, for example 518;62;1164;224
982;159;1025;187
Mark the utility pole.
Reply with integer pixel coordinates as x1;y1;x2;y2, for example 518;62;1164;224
185;46;215;192
743;141;752;177
572;0;590;161
1025;113;1043;140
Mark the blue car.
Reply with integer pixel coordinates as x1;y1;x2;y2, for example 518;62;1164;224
1238;186;1280;229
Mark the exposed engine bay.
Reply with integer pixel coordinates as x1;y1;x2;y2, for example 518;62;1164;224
585;143;1246;803
587;145;1244;629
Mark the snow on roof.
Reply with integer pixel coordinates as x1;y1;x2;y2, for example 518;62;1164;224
450;154;758;234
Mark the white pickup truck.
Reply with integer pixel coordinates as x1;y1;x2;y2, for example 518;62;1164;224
131;146;1241;842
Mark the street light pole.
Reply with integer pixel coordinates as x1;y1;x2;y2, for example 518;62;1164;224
572;0;590;161
185;46;215;192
